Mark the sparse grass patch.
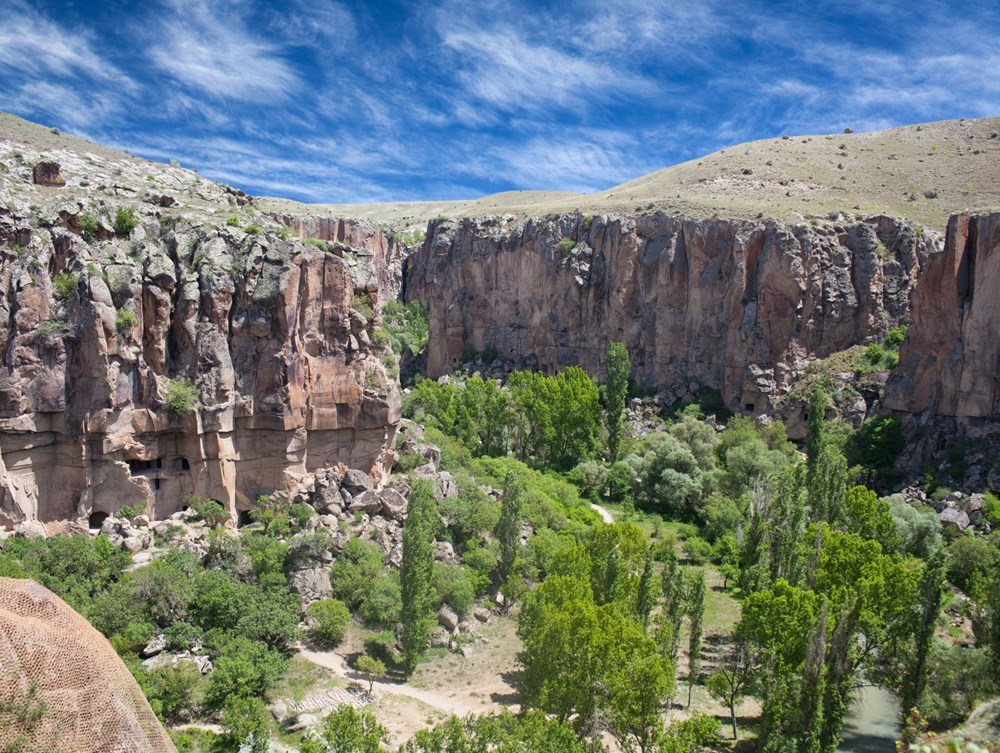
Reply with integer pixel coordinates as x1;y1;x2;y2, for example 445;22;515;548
115;309;138;331
555;237;576;259
164;378;198;414
52;272;78;299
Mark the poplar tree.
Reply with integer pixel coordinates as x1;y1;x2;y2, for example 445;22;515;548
686;571;707;708
400;481;437;675
495;471;525;610
605;341;630;462
637;548;656;629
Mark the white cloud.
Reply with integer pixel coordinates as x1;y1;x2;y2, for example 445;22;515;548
147;0;301;100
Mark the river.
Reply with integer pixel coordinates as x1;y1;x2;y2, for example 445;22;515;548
837;684;902;753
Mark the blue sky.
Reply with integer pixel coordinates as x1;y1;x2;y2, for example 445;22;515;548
1;0;998;203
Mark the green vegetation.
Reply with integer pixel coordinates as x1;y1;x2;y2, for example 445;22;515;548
115;308;139;331
78;211;100;242
306;598;351;645
113;207;138;238
381;300;429;357
605;341;630;462
52;271;78;299
555;237;576;259
164;378;198;414
400;480;437;675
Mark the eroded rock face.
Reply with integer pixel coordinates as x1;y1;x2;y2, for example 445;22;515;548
884;213;1000;422
0;216;400;528
405;213;930;413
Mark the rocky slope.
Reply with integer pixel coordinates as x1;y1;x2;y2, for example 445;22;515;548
0;126;401;529
885;212;1000;424
404;212;933;423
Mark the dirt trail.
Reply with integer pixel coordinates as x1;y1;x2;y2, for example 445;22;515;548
299;649;498;719
590;503;614;523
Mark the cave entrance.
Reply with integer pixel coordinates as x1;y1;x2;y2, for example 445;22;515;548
237;509;253;528
88;511;109;530
744;403;756;413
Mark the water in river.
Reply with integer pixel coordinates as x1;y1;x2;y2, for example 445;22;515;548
837;684;902;753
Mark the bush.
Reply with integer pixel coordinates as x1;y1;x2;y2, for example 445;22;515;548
433;563;475;619
555;237;576;259
115;308;138;331
79;212;100;242
225;216;240;227
244;224;261;235
113;208;138;238
307;598;352;645
142;661;201;723
189;496;226;527
359;575;402;628
682;536;713;564
52;271;78;299
164;378;198;414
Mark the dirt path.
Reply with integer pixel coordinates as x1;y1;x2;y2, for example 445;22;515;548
299;649;496;719
590;502;614;524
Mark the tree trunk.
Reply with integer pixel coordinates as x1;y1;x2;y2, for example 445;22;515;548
731;706;739;740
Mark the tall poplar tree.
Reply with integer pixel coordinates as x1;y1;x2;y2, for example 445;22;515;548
400;481;437;675
605;341;630;462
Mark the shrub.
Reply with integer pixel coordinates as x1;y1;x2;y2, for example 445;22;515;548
682;536;713;564
352;291;375;319
115;309;138;331
142;661;202;723
433;563;475;619
164;378;198;414
885;325;907;347
307;598;352;645
244;224;260;235
36;318;71;339
52;272;78;299
79;212;100;242
555;237;576;259
358;576;402;628
113;208;138;238
189;496;226;527
225;216;239;227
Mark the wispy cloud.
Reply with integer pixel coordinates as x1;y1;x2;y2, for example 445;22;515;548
147;0;301;101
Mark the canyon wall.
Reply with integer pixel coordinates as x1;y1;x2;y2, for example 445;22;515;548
0;213;399;528
404;213;931;414
884;212;1000;424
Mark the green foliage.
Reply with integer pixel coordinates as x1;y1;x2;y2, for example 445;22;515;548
353;291;375;318
115;308;139;331
400;480;438;675
331;537;387;608
142;661;201;723
304;705;388;753
225;215;240;227
845;415;904;489
606;341;630;462
555;237;576;258
306;598;351;645
355;655;387;692
433;562;475;619
358;574;402;628
188;496;226;527
656;713;723;753
164;378;198;414
685;570;707;707
52;271;78;299
403;710;591;753
946;536;999;595
244;223;261;235
35;317;72;339
382;300;430;357
203;637;286;710
496;471;525;604
221;696;270;753
633;432;702;517
79;211;100;241
113;207;138;238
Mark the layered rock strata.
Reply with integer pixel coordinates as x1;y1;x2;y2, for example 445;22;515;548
404;213;931;413
884;212;1000;423
0;210;399;528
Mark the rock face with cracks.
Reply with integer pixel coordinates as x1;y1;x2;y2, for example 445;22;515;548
884;212;1000;423
404;213;931;414
0;190;399;529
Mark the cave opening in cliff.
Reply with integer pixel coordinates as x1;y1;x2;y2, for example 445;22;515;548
88;511;108;530
237;509;252;527
745;403;756;413
176;458;190;471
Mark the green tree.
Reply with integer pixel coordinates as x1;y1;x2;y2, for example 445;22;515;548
306;706;388;753
706;645;754;740
660;549;686;663
402;710;592;753
606;341;630;461
221;696;270;753
637;548;656;629
806;387;827;487
203;637;286;710
635;433;702;517
306;598;352;645
901;549;945;716
356;655;387;693
685;571;707;708
400;480;437;675
496;471;525;607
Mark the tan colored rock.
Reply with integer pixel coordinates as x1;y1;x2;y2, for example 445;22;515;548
884;213;1000;421
32;161;65;186
404;213;927;415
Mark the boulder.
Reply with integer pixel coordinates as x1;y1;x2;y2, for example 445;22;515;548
288;567;333;603
141;635;166;658
939;507;970;532
438;605;460;632
434;541;458;564
473;607;491;623
14;521;47;539
342;469;374;494
33;161;65;186
379;489;408;521
349;490;384;517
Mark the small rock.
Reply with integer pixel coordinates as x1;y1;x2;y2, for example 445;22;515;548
14;521;47;539
473;607;491;623
268;701;288;721
939;507;970;532
460;645;474;659
131;514;150;528
141;635;166;658
342;468;373;494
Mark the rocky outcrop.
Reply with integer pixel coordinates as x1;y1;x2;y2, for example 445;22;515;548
884;213;1000;422
0;211;399;528
404;213;931;413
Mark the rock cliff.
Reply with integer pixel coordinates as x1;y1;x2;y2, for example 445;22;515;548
0;136;400;528
404;213;932;414
884;212;1000;423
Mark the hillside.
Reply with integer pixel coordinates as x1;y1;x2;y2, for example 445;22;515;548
259;116;1000;229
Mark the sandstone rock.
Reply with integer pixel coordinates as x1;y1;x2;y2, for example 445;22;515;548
939;507;970;532
268;701;289;722
14;521;46;539
379;489;408;521
342;469;374;494
131;515;150;528
406;213;926;416
473;607;491;623
428;627;451;648
349;489;384;517
414;467;459;499
32;161;65;186
434;541;458;563
288;566;333;604
438;605;459;632
141;634;166;658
